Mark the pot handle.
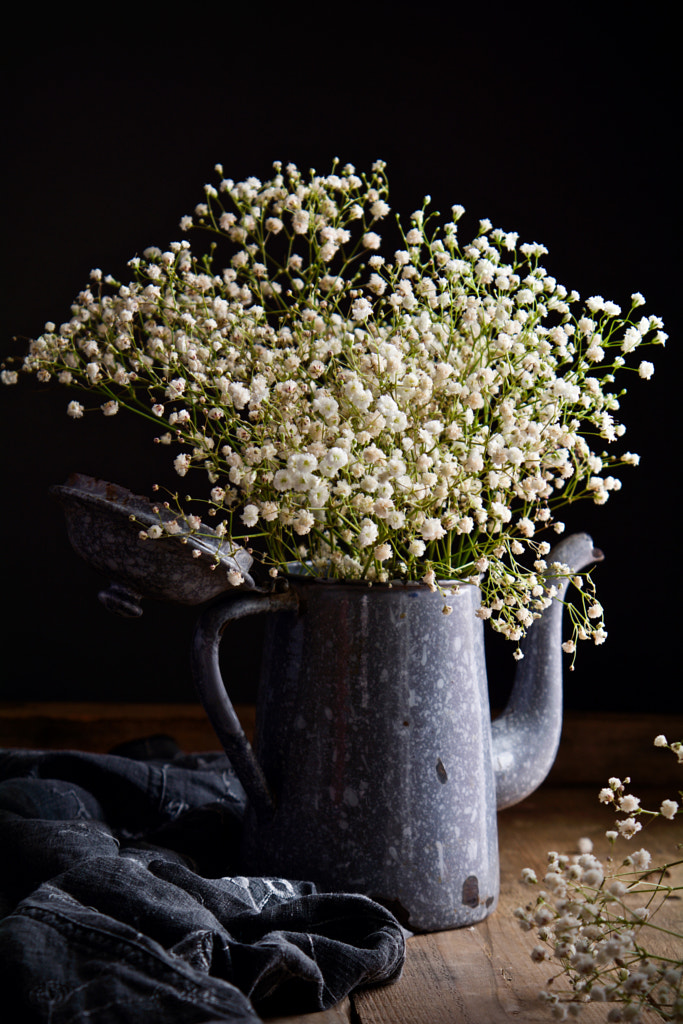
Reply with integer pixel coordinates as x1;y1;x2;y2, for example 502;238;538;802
191;589;299;818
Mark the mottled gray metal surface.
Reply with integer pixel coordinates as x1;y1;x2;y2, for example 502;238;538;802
51;474;255;614
192;533;602;933
242;579;499;932
492;532;603;809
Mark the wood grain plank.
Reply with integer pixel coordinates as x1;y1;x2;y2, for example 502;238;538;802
1;704;680;787
355;928;508;1024
263;996;352;1024
0;701;255;751
545;713;683;789
355;924;561;1024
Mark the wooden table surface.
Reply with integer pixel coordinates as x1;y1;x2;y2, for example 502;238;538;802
2;705;681;1023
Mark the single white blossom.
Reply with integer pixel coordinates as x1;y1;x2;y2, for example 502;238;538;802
617;817;642;839
421;518;446;542
362;231;381;250
67;400;84;418
659;799;678;819
241;504;259;527
374;542;392;562
618;794;641;813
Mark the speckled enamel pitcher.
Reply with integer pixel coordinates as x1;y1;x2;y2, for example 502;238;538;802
191;532;601;933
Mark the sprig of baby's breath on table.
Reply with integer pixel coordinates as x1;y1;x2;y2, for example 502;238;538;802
517;738;683;1022
3;159;665;653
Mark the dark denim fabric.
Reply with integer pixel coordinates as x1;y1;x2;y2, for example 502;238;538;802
0;741;405;1022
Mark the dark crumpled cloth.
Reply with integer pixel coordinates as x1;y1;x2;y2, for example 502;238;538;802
0;738;405;1023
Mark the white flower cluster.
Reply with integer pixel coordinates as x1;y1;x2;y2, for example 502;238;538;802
5;160;665;646
516;738;682;1022
598;761;680;835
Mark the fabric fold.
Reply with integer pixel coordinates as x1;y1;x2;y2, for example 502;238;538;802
0;741;405;1022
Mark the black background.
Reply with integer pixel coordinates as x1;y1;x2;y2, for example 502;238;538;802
1;7;679;712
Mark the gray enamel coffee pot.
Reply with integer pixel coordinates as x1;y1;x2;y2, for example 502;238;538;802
191;533;602;933
52;476;601;933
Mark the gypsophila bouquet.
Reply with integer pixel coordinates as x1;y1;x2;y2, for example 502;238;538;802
516;736;682;1022
2;160;666;653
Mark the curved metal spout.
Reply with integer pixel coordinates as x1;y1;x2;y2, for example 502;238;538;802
492;533;603;810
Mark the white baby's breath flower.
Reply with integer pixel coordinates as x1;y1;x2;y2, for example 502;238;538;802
374;542;391;562
351;297;373;321
617;817;642;839
291;210;309;234
618;794;640;813
367;273;386;296
422;569;436;591
629;848;651;870
293;510;315;535
67;400;84;418
370;199;390;219
241;504;259;527
421;518;446;542
362;231;381;250
358;518;378;548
